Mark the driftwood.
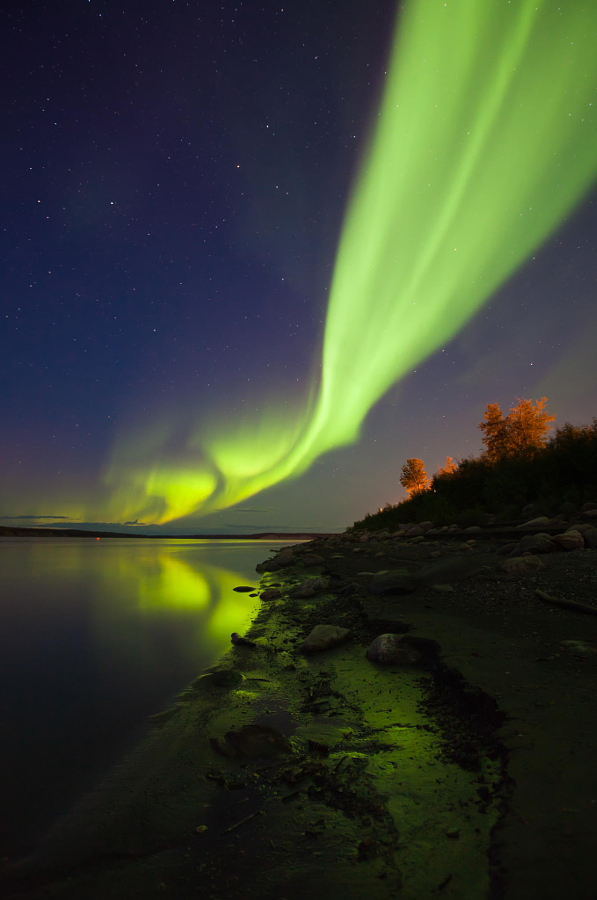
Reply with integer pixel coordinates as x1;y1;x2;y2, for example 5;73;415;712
535;589;597;616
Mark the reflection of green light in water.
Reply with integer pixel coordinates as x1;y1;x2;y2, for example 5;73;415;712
136;553;256;642
138;556;211;610
105;0;597;524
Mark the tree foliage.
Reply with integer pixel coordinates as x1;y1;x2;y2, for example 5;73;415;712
436;455;458;476
399;458;429;496
479;397;555;461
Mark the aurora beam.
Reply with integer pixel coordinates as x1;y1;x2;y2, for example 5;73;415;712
105;0;597;525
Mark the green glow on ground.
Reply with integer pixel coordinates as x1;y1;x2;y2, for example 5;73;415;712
105;0;597;524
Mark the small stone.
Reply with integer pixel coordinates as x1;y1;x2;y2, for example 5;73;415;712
366;634;422;665
231;632;256;647
331;553;345;558
411;535;425;544
301;624;350;653
191;670;244;689
233;585;256;592
261;589;282;601
500;556;545;575
431;583;454;592
195;825;208;834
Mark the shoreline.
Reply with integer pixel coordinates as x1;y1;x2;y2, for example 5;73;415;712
4;526;597;898
0;525;334;540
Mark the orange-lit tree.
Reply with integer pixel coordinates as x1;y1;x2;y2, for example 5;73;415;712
399;458;430;496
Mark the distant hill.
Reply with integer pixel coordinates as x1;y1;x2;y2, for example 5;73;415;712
0;525;331;540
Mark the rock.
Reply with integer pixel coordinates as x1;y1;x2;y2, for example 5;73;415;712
463;525;482;532
399;634;441;661
581;501;597;512
233;585;256;592
521;503;538;517
500;556;545;575
497;542;518;555
551;530;585;552
517;516;552;529
302;553;326;566
581;508;597;520
213;723;293;759
275;549;296;567
411;535;425;544
431;583;454;592
582;528;597;549
559;501;579;517
192;669;244;689
301;624;350;653
260;588;281;601
366;634;423;665
419;521;435;531
515;533;556;554
291;577;328;598
406;525;424;537
369;569;418;595
560;640;597;658
256;560;278;573
231;632;256;647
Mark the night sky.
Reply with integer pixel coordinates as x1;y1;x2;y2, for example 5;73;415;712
2;0;596;535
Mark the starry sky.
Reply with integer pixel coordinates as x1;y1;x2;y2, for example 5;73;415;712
2;0;596;535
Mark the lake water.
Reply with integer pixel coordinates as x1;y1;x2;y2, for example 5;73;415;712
0;537;288;856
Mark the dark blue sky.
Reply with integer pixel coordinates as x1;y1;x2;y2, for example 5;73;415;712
2;0;596;534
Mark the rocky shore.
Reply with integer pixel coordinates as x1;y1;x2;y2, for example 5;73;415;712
4;514;597;899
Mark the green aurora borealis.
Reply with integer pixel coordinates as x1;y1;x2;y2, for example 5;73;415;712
105;0;597;526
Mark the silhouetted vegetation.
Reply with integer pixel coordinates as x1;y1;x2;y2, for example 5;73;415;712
354;401;597;531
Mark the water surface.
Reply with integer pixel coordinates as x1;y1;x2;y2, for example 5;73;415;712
0;537;285;855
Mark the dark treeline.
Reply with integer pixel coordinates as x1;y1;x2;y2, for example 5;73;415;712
355;415;597;531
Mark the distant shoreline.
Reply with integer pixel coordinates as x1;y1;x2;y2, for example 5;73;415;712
0;524;335;540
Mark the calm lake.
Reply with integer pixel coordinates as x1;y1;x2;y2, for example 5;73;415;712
0;537;288;855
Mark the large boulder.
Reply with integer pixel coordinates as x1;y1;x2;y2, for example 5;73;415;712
582;528;597;550
516;516;552;529
551;530;585;552
515;532;557;554
366;634;423;665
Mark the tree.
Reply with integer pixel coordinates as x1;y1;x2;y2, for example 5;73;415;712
400;458;430;496
436;455;458;476
479;403;509;461
479;398;555;460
